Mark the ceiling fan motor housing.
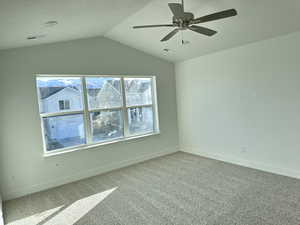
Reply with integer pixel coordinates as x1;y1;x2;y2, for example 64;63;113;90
173;12;194;29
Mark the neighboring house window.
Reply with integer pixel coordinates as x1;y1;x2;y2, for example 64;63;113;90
36;76;159;154
59;100;70;110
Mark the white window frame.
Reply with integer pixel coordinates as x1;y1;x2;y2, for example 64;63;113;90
36;74;160;157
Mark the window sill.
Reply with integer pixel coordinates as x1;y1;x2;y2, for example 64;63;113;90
43;131;160;157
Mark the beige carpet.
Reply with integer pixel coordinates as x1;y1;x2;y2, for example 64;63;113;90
3;152;300;225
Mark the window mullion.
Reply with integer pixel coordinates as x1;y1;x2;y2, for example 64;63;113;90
126;104;153;109
81;77;92;144
40;110;84;118
121;77;129;137
89;106;123;113
40;117;48;155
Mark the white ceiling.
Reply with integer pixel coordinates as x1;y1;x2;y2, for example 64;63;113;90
1;0;300;62
0;0;151;49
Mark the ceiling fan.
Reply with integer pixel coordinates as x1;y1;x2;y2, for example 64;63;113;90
133;0;237;42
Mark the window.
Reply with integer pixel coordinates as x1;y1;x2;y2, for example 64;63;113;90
124;78;154;135
59;100;70;110
36;75;159;154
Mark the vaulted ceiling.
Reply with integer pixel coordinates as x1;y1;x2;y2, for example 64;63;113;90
1;0;300;62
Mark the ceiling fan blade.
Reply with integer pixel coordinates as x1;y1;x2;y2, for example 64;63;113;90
168;3;184;18
161;29;179;42
192;9;237;24
188;25;217;36
133;24;174;29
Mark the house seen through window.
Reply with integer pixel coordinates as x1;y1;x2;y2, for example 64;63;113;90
36;76;159;154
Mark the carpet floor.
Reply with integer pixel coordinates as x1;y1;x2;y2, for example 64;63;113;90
3;152;300;225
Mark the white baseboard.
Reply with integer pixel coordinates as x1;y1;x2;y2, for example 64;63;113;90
0;194;3;225
182;147;300;180
4;147;179;201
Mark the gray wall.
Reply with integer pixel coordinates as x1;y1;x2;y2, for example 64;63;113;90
0;37;178;200
176;31;300;179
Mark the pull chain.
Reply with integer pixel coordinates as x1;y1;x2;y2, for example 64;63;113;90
181;0;185;45
181;30;184;45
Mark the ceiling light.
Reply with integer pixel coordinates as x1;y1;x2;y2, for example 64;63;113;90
44;21;58;27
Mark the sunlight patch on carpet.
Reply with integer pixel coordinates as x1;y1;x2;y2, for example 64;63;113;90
7;187;118;225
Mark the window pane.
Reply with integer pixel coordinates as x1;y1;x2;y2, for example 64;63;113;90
128;106;154;135
86;77;123;110
90;110;123;143
58;100;64;110
65;100;70;110
43;114;86;151
37;77;83;114
125;78;152;107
